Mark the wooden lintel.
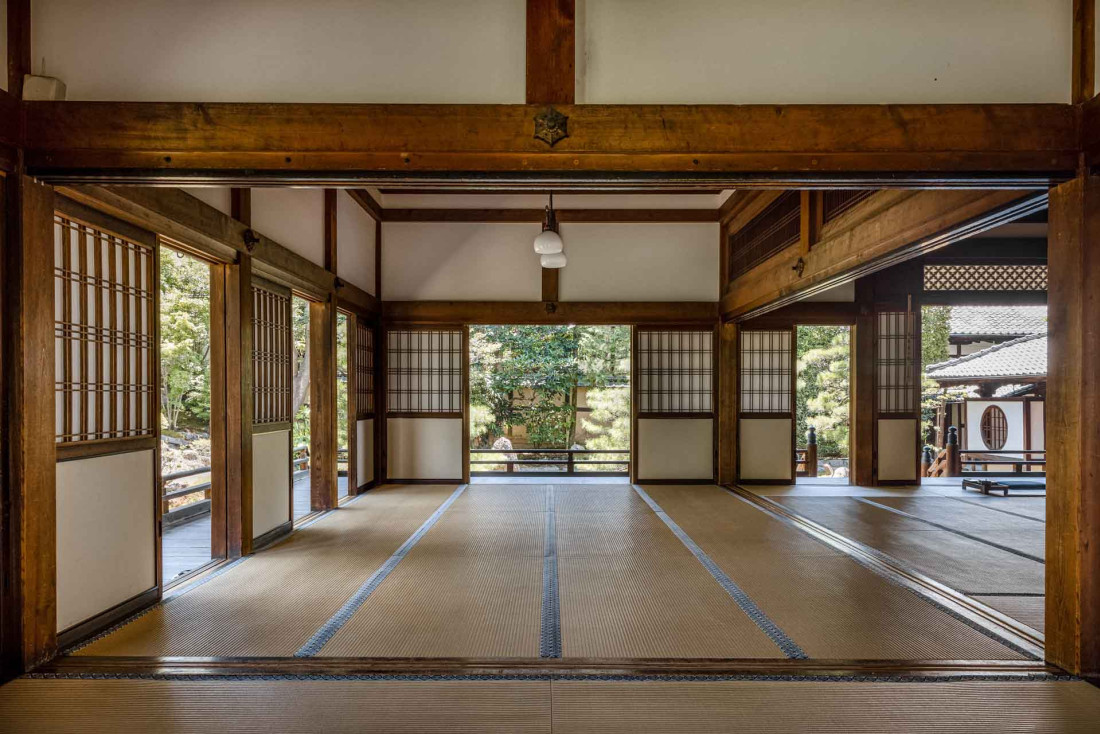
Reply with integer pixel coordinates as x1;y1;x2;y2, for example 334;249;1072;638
721;189;1048;320
22;102;1079;185
347;189;383;222
383;208;719;223
1083;93;1100;169
382;301;718;325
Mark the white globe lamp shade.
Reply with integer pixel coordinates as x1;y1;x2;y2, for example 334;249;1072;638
540;252;567;269
533;228;564;255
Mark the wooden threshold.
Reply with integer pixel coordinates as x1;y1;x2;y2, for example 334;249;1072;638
725;485;1046;659
35;655;1060;680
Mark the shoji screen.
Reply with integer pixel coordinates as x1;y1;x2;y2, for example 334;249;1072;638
635;328;715;481
250;279;293;538
875;310;919;482
354;318;376;489
53;198;157;632
385;327;465;481
738;329;794;482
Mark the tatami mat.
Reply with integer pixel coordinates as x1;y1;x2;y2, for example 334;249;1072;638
642;485;1026;660
317;484;546;657
0;678;551;734
975;596;1046;633
74;485;460;657
551;679;1100;734
556;485;786;659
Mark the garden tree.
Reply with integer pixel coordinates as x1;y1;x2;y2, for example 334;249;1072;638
920;305;952;443
159;248;212;432
581;387;631;470
795;325;850;460
469;325;630;450
336;314;349;453
291;297;311;448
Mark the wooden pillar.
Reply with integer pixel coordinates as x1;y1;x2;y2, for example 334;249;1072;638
1073;0;1096;104
310;298;338;510
1;175;57;675
851;278;875;487
717;321;738;485
526;0;575;105
1046;172;1100;675
226;189;253;556
7;0;30;100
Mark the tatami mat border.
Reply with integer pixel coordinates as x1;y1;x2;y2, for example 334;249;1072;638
539;486;562;658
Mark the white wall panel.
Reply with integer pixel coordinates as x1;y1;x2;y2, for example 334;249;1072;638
388;418;462;480
180;187;232;217
580;0;1070;104
253;429;290;538
558;223;719;302
637;418;713;480
739;418;792;481
357;418;374;487
56;450;155;631
877;418;917;481
337;191;377;295
33;0;525;102
1030;401;1045;451
252;188;325;268
383;222;542;301
965;400;1026;452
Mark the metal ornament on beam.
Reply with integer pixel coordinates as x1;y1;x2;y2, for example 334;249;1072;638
534;107;569;147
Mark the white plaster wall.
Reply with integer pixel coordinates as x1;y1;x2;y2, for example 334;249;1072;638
388;418;462;480
1030;401;1045;451
253;429;290;538
803;281;856;303
251;188;325;268
579;0;1071;104
739;418;792;481
877;418;917;481
337;191;377;295
637;418;713;480
180;187;232;217
56;450;155;631
383;222;542;301
32;0;525;102
965;400;1026;452
357;418;374;487
558;223;719;302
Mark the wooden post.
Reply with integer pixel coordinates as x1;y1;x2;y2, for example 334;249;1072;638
717;321;738;485
851;278;875;486
310;297;338;510
226;190;253;557
921;446;934;478
946;426;962;477
1046;172;1100;676
805;426;818;479
1;175;57;676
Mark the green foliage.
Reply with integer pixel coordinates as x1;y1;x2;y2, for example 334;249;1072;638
920;306;952;441
159;248;211;431
336;313;349;453
469;325;630;450
795;325;850;459
292;297;311;448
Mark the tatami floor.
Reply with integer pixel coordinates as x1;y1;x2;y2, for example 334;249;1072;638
3;481;1096;732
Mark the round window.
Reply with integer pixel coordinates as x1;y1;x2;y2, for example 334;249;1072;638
980;405;1008;450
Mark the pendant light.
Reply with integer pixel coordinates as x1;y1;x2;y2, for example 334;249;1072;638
533;193;565;260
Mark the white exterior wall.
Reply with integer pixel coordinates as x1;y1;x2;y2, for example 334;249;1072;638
56;450;156;631
1030;401;1045;451
965;400;1027;452
579;0;1071;104
252;429;291;538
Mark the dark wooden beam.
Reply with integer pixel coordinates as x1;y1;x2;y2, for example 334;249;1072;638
716;322;737;486
526;0;575;105
379;187;728;195
310;299;338;511
7;0;29;100
721;189;1048;320
1;176;57;674
1074;0;1096;104
383;208;719;223
227;188;252;557
1083;93;1100;169
23;102;1079;185
541;268;559;302
1046;171;1100;676
347;189;383;222
921;291;1047;306
383;301;717;325
851;278;875;487
324;189;337;273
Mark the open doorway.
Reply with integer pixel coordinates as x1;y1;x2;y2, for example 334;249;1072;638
158;244;217;584
336;311;350;500
468;325;630;481
291;295;312;520
795;324;851;484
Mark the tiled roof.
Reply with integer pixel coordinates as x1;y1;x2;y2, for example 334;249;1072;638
949;306;1047;339
927;333;1047;382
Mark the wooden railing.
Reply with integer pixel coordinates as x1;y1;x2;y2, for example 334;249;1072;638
161;466;211;526
470;448;630;476
923;427;1045;478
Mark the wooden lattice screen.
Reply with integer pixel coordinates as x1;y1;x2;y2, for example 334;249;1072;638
636;329;714;414
727;191;801;282
356;320;375;418
738;329;792;415
822;190;874;224
923;264;1048;291
53;206;157;447
251;281;292;425
875;311;917;415
386;328;463;415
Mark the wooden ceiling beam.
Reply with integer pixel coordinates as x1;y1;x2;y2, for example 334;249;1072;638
382;208;718;223
526;0;575;105
721;189;1049;320
22;102;1079;185
383;300;718;325
347;189;383;222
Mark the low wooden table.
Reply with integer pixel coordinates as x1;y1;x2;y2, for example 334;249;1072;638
962;478;1046;496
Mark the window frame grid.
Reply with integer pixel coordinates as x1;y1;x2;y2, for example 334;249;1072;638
636;327;715;416
251;281;292;426
738;328;794;417
356;319;376;419
875;310;918;416
385;326;464;417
